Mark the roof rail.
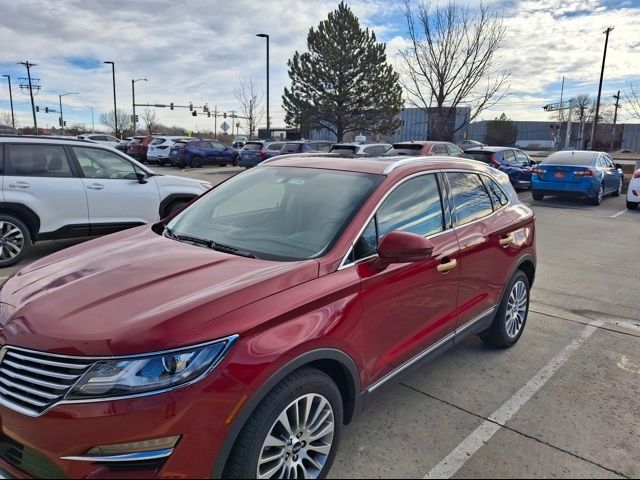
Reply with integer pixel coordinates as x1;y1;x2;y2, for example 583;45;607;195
382;156;434;174
0;135;94;143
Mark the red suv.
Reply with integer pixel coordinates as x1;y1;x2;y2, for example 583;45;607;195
127;135;154;162
393;140;464;157
0;155;535;479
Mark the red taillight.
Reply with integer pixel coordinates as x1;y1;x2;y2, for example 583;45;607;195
257;150;267;157
574;169;595;177
634;170;640;179
532;167;547;174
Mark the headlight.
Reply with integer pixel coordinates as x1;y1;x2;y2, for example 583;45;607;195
66;336;237;400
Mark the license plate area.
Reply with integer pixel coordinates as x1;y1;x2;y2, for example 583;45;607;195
554;172;567;178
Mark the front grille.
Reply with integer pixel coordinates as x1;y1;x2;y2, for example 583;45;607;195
0;347;94;415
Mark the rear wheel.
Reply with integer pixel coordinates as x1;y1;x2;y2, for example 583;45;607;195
480;270;530;348
191;156;203;168
532;191;544;201
627;201;638;210
224;368;342;479
590;183;604;206
0;215;31;268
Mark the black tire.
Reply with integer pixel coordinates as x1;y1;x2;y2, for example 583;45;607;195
627;201;638;210
532;191;544;201
590;183;605;206
157;159;165;166
224;367;343;480
0;214;32;268
191;156;203;168
479;270;530;348
165;200;188;217
612;178;623;197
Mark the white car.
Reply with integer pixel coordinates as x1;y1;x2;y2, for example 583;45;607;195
147;136;192;165
627;168;640;210
329;143;393;156
77;134;121;148
0;136;212;267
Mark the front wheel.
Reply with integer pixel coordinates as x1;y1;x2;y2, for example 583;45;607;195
532;191;544;201
480;270;530;348
612;178;623;197
627;201;638;210
224;368;343;479
0;215;31;268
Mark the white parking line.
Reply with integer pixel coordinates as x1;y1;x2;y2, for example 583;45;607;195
610;209;627;218
520;195;532;201
424;321;602;479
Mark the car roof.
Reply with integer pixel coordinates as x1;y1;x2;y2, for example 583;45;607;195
393;141;452;146
465;146;513;152
0;135;95;144
545;150;599;163
261;154;494;176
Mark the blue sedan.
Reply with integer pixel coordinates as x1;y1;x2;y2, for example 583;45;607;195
464;147;534;190
531;150;624;205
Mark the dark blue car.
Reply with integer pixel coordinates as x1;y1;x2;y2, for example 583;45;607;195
531;150;624;205
172;140;238;168
238;141;285;168
464;147;534;190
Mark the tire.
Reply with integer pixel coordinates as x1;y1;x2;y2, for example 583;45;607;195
479;270;530;348
612;178;623;197
224;367;343;480
627;201;638;210
157;159;165;166
165;200;188;217
0;215;31;268
590;183;604;206
191;156;203;168
532;191;544;201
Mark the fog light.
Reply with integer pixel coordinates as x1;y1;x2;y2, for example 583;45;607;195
86;435;180;455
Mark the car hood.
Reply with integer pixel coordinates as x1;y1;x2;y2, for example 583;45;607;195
0;226;319;356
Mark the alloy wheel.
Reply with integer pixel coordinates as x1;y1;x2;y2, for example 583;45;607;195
0;221;25;261
505;280;528;338
257;393;335;479
598;184;604;203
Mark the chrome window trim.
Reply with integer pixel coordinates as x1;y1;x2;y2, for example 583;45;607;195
383;156;436;174
0;335;239;417
61;448;174;463
366;305;497;393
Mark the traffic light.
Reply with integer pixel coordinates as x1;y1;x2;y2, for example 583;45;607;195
36;106;40;112
136;115;139;122
170;102;174;110
45;107;49;114
192;111;197;117
189;102;193;112
64;121;67;127
58;117;62;127
223;112;227;119
207;111;211;118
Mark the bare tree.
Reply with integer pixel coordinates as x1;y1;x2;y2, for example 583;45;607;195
0;110;13;126
624;82;640;120
234;79;264;138
99;109;131;136
141;108;159;135
399;1;509;140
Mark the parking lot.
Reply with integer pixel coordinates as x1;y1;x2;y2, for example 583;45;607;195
1;164;638;479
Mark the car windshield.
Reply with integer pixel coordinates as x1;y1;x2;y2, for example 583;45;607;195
330;146;358;154
541;153;594;166
167;166;384;261
393;144;424;155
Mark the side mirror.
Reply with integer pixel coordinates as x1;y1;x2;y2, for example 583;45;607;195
136;171;147;184
373;231;434;271
615;163;623;170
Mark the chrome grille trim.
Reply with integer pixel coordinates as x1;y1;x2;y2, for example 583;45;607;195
1;359;80;380
5;350;89;369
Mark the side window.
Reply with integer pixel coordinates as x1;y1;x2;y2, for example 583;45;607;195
72;147;138;180
515;151;529;165
7;144;73;178
447;172;495;225
211;142;226;151
604;155;615;168
433;144;447;155
446;144;463;156
502;150;517;165
483;176;509;208
596;156;607;168
353;218;378;260
268;143;283;151
377;174;445;238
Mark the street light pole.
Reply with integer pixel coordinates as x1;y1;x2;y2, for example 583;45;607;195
59;92;79;136
131;78;147;135
104;61;118;137
256;33;270;140
589;27;614;150
1;75;15;128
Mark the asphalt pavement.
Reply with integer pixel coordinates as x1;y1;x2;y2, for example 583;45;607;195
1;164;638;479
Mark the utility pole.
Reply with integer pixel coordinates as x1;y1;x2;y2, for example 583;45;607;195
1;75;15;128
578;106;586;150
249;99;253;139
214;105;217;140
19;61;38;135
589;27;614;150
610;90;621;151
131;78;147;136
104;61;118;137
557;76;564;150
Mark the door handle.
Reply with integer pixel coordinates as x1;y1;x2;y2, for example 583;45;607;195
499;234;515;247
437;258;458;274
86;183;105;190
9;182;31;189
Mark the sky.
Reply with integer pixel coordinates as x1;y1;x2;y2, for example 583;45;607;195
0;0;639;135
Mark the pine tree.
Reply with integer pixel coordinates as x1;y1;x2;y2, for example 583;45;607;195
485;113;518;146
283;2;403;141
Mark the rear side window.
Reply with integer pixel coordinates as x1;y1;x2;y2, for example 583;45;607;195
363;145;386;155
150;138;165;145
446;144;462;156
447;172;494;225
483;176;509;208
7;144;73;178
243;142;263;151
282;143;302;153
377;174;445;238
267;143;284;151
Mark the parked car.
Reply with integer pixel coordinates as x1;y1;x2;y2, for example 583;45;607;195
171;140;238;168
456;139;485;151
231;140;246;149
147;136;193;165
77;134;120;148
168;138;197;166
329;143;393;156
531;150;624;205
127;135;154;162
626;168;640;210
0;125;20;135
0;135;211;267
391;141;464;157
464;147;535;190
280;140;334;154
115;137;132;152
238;140;285;167
0;153;535;479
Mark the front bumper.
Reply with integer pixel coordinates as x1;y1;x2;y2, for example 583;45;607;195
0;373;249;479
627;180;640;202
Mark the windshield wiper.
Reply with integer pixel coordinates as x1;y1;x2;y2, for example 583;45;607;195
209;242;258;259
164;228;257;258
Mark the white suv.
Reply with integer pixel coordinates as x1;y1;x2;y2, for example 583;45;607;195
0;136;212;267
77;134;121;148
147;136;192;165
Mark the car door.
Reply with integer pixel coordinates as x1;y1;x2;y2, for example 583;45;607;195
210;141;229;164
3;143;89;235
354;173;460;385
602;154;621;193
70;146;161;230
446;172;519;331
